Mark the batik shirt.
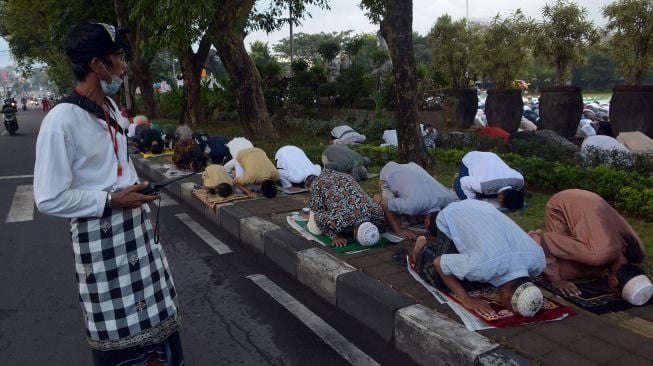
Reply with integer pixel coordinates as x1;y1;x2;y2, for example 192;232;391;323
308;170;384;239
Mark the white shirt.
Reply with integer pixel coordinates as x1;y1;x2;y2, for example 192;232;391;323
274;145;321;188
437;200;545;286
127;123;137;138
223;137;253;171
34;100;139;218
581;135;632;165
459;151;524;199
382;130;398;146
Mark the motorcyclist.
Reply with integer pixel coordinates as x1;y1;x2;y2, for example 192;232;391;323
20;97;27;111
2;99;18;131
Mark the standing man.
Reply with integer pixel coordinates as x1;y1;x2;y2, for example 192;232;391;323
34;23;183;366
529;189;652;305
374;161;456;240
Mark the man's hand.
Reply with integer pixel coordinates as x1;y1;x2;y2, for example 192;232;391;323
552;280;581;296
111;182;160;208
373;194;383;204
397;228;417;240
460;295;495;317
332;236;348;247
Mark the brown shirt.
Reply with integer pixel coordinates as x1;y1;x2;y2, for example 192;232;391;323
534;189;644;282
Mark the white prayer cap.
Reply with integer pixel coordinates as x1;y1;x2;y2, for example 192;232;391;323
622;275;653;306
511;282;544;317
356;222;380;246
133;115;149;125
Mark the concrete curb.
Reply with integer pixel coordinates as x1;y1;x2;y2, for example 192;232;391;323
133;155;532;366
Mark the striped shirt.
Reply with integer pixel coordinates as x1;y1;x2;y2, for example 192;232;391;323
437;200;545;287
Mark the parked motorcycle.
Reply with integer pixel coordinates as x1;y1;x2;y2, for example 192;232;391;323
3;107;17;135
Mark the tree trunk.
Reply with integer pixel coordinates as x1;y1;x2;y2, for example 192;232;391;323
180;40;211;127
212;0;278;140
380;0;429;166
113;0;159;117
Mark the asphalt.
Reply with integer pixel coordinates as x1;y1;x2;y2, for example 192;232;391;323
133;151;653;366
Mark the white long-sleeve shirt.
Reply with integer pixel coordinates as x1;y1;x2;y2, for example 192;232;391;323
34;100;139;218
274;145;321;188
459;151;523;199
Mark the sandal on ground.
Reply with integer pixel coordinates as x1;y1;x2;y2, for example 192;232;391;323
392;249;409;267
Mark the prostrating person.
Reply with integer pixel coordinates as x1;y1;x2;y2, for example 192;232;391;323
321;144;371;181
274;145;321;188
232;147;279;198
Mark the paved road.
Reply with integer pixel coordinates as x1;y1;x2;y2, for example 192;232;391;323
0;109;417;365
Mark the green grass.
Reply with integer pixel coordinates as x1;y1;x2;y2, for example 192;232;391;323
169;119;653;275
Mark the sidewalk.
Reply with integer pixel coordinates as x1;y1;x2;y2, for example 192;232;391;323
133;155;653;366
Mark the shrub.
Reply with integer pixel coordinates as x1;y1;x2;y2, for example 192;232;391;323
156;89;183;120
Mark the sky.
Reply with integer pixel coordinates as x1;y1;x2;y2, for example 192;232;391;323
245;0;613;50
0;0;614;67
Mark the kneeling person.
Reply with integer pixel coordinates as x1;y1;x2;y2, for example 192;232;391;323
412;200;546;317
321;144;371;181
307;170;384;247
374;161;456;240
233;147;279;198
530;189;653;305
202;165;233;197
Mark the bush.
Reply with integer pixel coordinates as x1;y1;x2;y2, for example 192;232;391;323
156;89;183;120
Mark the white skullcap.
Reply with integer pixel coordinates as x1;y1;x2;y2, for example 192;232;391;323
356;222;380;246
511;282;544;317
133;115;149;125
622;275;653;306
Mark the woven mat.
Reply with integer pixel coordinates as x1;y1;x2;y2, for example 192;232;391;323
407;257;574;330
533;277;637;314
287;216;389;254
192;188;250;209
277;186;309;194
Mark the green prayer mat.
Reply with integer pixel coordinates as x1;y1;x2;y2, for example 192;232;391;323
292;218;388;254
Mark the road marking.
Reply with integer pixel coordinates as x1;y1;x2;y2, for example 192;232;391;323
174;213;232;254
248;274;380;366
0;174;33;180
158;191;178;207
6;185;35;223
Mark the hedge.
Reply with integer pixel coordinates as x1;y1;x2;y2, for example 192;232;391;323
351;145;653;221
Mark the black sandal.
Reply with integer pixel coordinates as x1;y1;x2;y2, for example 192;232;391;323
392;249;409;266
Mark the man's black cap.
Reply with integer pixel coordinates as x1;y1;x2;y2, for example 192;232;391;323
64;22;131;63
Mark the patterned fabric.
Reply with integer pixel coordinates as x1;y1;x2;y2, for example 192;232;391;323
308;170;384;239
479;178;524;195
172;139;207;172
423;130;437;149
70;205;180;351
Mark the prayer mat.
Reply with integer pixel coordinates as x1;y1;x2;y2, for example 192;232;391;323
163;164;195;179
407;256;574;330
533;277;633;314
277;186;309;195
141;149;174;159
286;216;389;254
192;188;250;209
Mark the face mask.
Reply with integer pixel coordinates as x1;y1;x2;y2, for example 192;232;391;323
99;65;124;94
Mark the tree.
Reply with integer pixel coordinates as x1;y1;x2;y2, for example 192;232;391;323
132;0;216;126
211;0;329;140
427;14;479;88
0;0;115;93
602;0;653;85
114;0;161;117
317;39;341;62
273;31;352;63
361;0;429;166
571;50;618;89
534;0;600;85
477;10;535;89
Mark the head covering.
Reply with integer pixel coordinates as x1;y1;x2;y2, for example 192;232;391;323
511;282;543;317
350;162;368;181
622;275;653;306
65;22;130;63
133;115;149;125
356;222;380;246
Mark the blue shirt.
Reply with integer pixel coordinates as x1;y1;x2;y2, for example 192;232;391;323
437;200;545;287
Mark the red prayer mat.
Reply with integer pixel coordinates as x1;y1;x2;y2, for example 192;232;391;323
408;256;575;328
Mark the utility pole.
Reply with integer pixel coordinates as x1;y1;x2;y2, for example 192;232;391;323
466;0;469;21
289;3;294;76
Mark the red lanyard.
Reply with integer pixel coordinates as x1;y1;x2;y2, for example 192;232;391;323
102;107;122;177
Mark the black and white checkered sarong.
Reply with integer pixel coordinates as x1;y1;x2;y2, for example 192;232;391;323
70;205;179;351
